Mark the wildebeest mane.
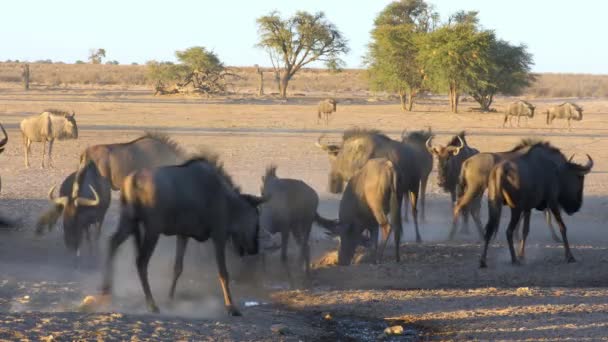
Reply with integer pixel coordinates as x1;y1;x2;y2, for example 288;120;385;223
44;109;71;116
182;149;240;193
128;131;186;156
509;138;562;156
561;102;582;111
342;128;388;141
405;129;434;143
264;164;278;180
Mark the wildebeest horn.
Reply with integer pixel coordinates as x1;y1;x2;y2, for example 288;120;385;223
75;185;100;207
568;154;575;162
449;135;464;155
315;134;329;150
0;123;8;151
401;129;408;140
48;185;69;207
580;154;594;174
425;136;433;150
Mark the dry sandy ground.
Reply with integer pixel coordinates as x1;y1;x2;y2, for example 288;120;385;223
1;88;608;340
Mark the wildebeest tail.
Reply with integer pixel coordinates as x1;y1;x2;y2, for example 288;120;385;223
485;165;508;241
314;212;338;231
453;164;473;217
388;165;402;243
120;173;140;219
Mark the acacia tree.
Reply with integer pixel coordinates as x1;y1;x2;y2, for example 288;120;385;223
468;39;534;111
418;11;494;113
365;0;438;111
88;48;106;64
256;11;349;98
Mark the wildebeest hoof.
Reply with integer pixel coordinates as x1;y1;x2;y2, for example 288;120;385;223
479;260;487;268
511;260;522;266
148;303;160;313
226;306;242;316
567;256;576;263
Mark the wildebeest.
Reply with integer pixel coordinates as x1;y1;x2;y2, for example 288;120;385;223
259;165;336;285
101;154;265;316
329;158;401;265
453;144;562;242
0;122;9;192
401;128;433;222
546;102;583;129
317;98;337;125
316;128;421;242
36;162;111;258
503;100;535;127
428;132;480;238
480;140;593;268
20;110;78;168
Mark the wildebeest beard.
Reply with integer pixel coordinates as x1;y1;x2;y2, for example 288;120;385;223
436;158;449;189
328;171;344;194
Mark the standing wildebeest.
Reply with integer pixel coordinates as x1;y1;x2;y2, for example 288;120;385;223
36;162;111;258
101;155;265;316
428;132;480;238
20;110;78;168
503;100;535;127
401;128;433;222
330;158;400;265
317;98;337;125
316;128;421;243
546;102;583;129
259;165;336;285
479;140;593;268
453;143;562;242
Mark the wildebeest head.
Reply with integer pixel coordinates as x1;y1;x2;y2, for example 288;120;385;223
48;182;100;252
58;111;78;140
559;154;593;215
521;101;535;118
571;103;584;121
334;223;359;266
315;135;346;193
231;194;267;256
428;134;465;189
0;123;8;154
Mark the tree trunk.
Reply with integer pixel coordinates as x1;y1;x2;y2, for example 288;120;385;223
256;66;264;96
407;93;414;112
449;82;459;113
279;73;290;98
399;92;407;112
22;64;30;91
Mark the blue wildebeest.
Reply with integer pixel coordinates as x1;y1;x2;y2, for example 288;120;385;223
480;140;593;268
427;131;480;239
546;102;583;129
503;100;535;127
454;143;562;242
101;154;265;316
327;158;400;265
317;98;337;125
36;162;111;259
259;165;336;286
316;129;421;242
20;110;78;168
401;128;433;222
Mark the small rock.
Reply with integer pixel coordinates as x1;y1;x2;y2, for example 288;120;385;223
384;325;404;335
271;323;288;335
323;312;332;320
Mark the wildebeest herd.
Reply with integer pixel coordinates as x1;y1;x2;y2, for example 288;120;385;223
0;101;593;317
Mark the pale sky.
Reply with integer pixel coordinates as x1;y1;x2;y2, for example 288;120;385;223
1;0;604;73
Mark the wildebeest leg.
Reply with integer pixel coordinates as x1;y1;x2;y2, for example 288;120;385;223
101;216;135;296
461;206;471;234
293;226;311;282
169;236;188;299
518;211;531;259
23;136;31;168
420;177;428;222
402;194;409;223
517;115;521;127
550;207;576;263
47;140;54;168
545;210;562;242
136;233;160;313
448;191;459;240
213;240;241;316
470;195;484;240
40;141;46;168
409;191;421;243
502;115;508;127
506;208;522;265
280;230;294;288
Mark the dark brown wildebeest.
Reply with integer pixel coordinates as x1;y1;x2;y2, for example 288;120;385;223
428;131;480;238
401;128;433;222
454;144;562;242
20;110;78;168
329;158;400;265
546;102;583;129
316;128;421;242
479;140;593;268
259;165;336;285
36;162;111;259
102;154;265;316
317;98;337;125
503;100;535;127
